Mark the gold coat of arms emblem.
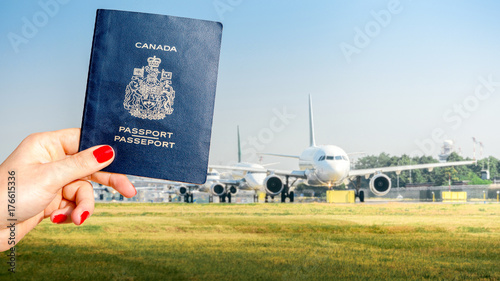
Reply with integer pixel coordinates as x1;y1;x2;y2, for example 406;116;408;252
123;56;175;120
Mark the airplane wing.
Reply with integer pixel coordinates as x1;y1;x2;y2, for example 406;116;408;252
209;165;307;179
258;153;300;159
217;178;242;185
348;160;476;178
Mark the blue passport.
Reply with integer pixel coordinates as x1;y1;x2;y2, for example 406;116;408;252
79;9;222;184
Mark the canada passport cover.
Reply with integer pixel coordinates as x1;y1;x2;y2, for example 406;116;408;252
79;9;222;184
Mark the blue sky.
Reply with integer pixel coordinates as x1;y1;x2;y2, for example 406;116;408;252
1;0;500;170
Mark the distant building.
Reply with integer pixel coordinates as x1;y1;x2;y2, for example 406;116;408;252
438;140;454;162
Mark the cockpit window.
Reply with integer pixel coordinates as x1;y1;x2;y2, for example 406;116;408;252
320;154;348;161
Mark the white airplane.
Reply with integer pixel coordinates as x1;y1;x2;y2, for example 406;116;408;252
204;126;268;202
210;95;476;202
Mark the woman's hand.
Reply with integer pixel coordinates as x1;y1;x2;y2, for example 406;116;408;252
0;128;136;251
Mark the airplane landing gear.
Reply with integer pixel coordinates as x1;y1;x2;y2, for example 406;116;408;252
354;176;365;203
218;193;232;203
184;193;194;203
281;176;296;203
281;187;295;203
357;190;364;203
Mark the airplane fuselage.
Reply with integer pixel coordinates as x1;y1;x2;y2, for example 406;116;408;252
299;145;351;186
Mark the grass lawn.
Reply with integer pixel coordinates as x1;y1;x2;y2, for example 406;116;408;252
2;202;499;280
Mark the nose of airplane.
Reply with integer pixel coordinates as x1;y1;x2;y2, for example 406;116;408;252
318;162;348;183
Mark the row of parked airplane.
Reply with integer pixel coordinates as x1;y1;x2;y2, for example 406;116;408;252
127;95;474;203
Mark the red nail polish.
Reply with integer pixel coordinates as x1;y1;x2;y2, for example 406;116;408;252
93;145;114;163
80;211;90;225
52;214;67;224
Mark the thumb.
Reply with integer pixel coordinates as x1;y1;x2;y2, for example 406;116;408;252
43;145;115;192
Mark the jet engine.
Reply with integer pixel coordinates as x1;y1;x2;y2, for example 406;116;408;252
263;175;284;196
210;183;226;196
176;186;189;196
369;174;391;196
227;185;239;196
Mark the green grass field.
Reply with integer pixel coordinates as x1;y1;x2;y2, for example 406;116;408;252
2;202;499;280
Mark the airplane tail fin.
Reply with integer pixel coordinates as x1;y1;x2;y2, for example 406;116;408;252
309;94;316;147
237;125;242;163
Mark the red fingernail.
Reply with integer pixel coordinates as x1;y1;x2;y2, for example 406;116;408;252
93;145;114;163
80;211;90;225
52;214;67;224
